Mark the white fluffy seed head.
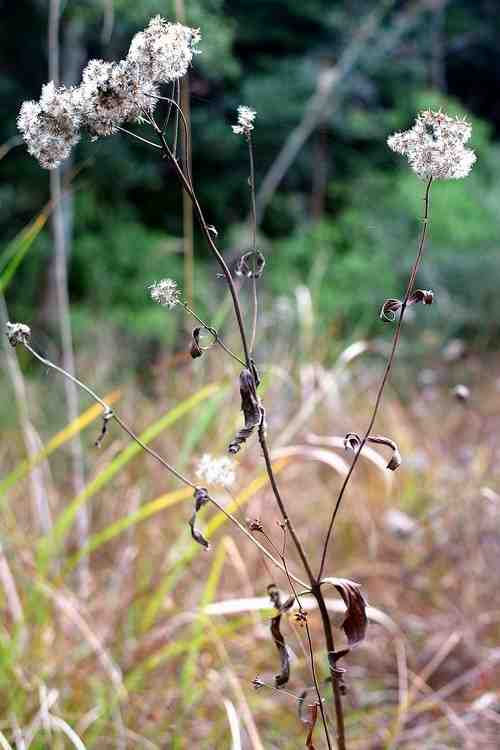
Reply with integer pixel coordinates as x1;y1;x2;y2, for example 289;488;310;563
387;110;476;180
17;81;81;169
196;454;236;488
128;16;201;84
75;58;158;139
148;279;181;309
232;105;257;136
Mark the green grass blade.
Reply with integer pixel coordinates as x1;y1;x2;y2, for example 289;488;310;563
37;381;223;566
180;540;227;707
65;486;192;572
0;205;51;291
139;458;289;631
0;390;121;501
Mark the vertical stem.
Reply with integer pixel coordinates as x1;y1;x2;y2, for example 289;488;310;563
318;177;433;579
247;135;259;354
158;125;347;747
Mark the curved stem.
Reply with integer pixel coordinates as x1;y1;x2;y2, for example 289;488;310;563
158;134;253;370
318;177;433;579
181;301;246;367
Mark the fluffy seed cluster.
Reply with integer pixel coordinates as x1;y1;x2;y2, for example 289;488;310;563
148;279;181;309
232;105;257;136
387;110;476;180
128;16;201;84
17;82;81;169
5;322;31;347
196;454;236;488
17;16;200;169
74;59;158;139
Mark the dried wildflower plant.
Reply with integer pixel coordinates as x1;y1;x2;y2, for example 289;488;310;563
11;16;477;749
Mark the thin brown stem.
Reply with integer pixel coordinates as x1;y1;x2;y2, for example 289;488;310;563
318;177;433;580
157;120;344;746
18;340;307;588
181;301;246;367
247;135;259;354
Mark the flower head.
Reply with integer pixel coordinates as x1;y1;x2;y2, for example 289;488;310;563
75;59;158;139
196;454;236;488
387;110;476;180
17;82;81;169
5;322;31;347
232;105;256;137
148;279;181;309
128;16;201;84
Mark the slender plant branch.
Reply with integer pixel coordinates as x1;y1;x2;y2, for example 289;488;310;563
117;126;162;149
318;177;433;580
16;340;307;588
247;134;259;354
154;119;347;748
180;301;246;367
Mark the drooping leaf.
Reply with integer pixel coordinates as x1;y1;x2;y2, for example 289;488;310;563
228;368;261;454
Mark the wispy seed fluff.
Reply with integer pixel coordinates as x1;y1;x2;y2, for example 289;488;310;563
17;82;81;169
75;59;158;139
149;279;181;309
387;110;476;180
196;454;236;488
17;16;200;169
127;16;201;84
232;105;257;136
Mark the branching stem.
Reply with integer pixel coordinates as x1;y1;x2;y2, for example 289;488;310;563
318;177;433;579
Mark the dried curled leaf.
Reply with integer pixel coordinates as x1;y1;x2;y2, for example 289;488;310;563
266;584;294;688
190;327;203;359
236;250;266;279
366;434;402;471
188;487;210;550
380;289;434;323
228;368;262;454
304;703;318;750
5;322;31;347
95;408;114;448
321;577;367;649
380;298;402;322
344;432;401;471
408;288;434;306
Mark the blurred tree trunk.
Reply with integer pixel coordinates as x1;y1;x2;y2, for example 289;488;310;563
46;2;89;596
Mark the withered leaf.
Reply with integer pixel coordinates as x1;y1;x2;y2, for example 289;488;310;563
190;327;203;359
228;368;262;454
270;613;290;687
267;583;293;688
367;434;402;471
344;432;401;471
380;298;402;322
188;487;210;550
236;250;266;279
322;577;367;649
408;288;434;306
305;703;318;750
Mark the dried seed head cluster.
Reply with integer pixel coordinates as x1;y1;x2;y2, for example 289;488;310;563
148;278;181;309
387;110;476;180
128;16;201;84
5;322;31;347
196;454;236;488
75;59;158;139
17;82;81;169
232;105;257;136
17;16;200;168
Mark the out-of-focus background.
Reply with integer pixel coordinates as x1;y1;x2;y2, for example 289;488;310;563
1;1;500;748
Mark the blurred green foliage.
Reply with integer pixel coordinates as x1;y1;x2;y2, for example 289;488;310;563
2;0;500;349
